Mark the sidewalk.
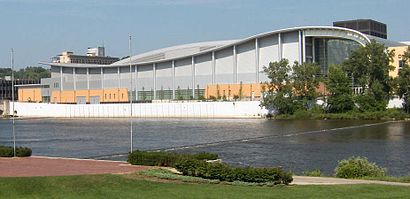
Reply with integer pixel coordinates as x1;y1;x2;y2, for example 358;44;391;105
0;156;150;177
292;176;410;186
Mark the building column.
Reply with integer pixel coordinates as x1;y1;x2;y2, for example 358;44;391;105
117;66;120;88
255;38;259;83
172;60;176;100
101;67;104;89
298;30;303;63
233;45;237;83
278;33;282;60
135;65;138;100
212;51;216;84
312;38;316;63
191;56;195;98
60;66;63;91
153;63;156;100
73;68;76;90
86;68;90;90
302;30;306;63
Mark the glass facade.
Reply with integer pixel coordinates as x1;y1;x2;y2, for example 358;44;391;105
313;38;361;75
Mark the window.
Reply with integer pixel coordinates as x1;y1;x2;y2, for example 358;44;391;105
109;94;111;99
399;60;405;68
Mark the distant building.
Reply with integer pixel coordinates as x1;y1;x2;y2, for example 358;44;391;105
333;19;387;39
0;78;40;101
52;47;119;65
389;45;410;78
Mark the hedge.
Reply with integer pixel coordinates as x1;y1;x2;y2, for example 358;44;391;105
0;146;32;157
174;158;293;185
127;150;218;167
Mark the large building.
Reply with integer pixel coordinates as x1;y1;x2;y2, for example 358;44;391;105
19;26;406;104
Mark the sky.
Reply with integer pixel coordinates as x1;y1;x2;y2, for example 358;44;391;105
0;0;409;68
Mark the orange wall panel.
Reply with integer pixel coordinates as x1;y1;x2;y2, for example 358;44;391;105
18;88;42;102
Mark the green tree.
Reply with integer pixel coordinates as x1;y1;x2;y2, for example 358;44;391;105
0;66;50;80
261;59;296;114
292;62;321;110
396;46;410;113
326;65;354;113
342;40;394;111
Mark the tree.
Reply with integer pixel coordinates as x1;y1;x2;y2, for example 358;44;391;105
0;66;50;80
326;65;354;113
292;62;321;110
261;59;296;114
342;40;394;111
396;46;410;113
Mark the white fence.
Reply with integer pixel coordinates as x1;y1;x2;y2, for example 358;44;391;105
12;101;267;118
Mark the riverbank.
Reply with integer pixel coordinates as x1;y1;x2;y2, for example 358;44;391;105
273;109;410;120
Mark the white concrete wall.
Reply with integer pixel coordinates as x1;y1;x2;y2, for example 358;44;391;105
12;101;267;118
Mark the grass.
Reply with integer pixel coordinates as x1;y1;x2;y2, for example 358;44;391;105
1;173;410;199
361;175;410;183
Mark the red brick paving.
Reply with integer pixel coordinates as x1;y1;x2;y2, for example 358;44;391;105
0;156;151;177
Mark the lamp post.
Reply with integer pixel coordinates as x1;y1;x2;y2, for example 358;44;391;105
11;48;16;157
129;35;133;153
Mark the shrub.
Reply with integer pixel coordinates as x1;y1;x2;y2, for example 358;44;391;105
16;147;32;157
127;151;218;167
191;152;219;161
174;158;293;185
0;146;13;157
303;169;322;177
335;156;386;179
0;146;32;157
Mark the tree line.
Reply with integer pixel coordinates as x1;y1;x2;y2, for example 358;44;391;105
0;66;50;81
262;40;410;115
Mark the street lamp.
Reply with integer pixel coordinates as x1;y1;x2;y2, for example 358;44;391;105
11;48;16;157
129;35;133;153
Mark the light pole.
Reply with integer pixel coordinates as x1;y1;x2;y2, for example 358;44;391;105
11;48;16;157
129;35;133;153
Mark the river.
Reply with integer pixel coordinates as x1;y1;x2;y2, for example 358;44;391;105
0;118;409;176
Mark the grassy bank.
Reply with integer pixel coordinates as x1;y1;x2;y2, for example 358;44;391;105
1;174;410;199
274;109;410;120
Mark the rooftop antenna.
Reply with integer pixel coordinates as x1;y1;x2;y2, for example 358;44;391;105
129;35;133;153
11;48;16;157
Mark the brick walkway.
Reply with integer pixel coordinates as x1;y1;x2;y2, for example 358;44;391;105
0;156;150;177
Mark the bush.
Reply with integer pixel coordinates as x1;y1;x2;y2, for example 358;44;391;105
0;146;32;157
335;156;386;179
127;151;218;167
191;152;219;161
303;169;322;177
174;158;293;185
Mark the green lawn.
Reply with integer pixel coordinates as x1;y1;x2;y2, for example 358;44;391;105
1;174;410;199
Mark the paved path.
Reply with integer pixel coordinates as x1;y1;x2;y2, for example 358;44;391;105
292;176;410;186
0;156;150;177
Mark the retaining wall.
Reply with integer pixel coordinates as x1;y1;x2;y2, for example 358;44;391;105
12;101;267;118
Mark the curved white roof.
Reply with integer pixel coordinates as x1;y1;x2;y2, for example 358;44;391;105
43;26;390;68
114;40;238;65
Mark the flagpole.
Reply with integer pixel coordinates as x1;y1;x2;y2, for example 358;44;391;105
129;35;133;153
11;48;16;157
